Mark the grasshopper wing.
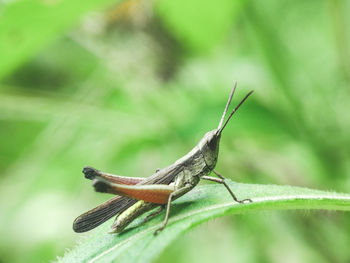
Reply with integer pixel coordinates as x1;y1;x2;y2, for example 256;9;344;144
73;196;137;233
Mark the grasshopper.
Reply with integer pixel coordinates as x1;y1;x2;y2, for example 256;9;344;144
73;83;253;235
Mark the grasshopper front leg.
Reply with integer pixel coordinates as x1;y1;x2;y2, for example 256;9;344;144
202;170;252;203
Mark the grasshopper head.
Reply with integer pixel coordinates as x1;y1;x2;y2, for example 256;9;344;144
199;130;222;169
199;83;253;170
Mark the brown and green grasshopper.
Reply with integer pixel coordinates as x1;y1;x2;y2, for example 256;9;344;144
73;83;253;235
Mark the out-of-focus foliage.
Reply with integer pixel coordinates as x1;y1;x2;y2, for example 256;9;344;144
0;0;120;79
0;0;349;262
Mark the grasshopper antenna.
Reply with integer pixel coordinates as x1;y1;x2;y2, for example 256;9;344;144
218;82;237;130
217;90;254;136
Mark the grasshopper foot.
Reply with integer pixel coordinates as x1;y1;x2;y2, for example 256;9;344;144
237;198;253;204
154;226;165;236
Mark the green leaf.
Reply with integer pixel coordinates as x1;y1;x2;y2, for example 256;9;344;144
0;0;120;80
59;181;350;263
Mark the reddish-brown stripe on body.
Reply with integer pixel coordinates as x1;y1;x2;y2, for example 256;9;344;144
114;187;173;204
101;174;144;185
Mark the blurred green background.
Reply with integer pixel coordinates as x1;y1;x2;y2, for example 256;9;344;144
1;0;350;262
